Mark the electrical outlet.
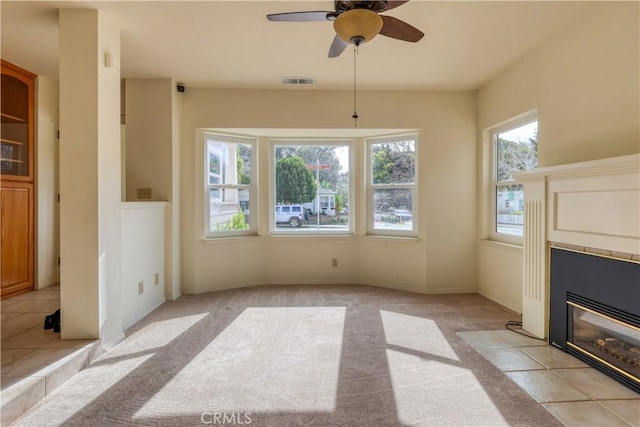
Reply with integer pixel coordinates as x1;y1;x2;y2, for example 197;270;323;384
137;188;152;200
138;281;144;295
155;273;159;285
332;258;338;268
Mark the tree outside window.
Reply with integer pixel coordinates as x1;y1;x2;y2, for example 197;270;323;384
273;143;351;233
275;156;316;204
368;136;417;235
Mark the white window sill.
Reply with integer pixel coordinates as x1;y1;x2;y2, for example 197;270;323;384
361;235;421;244
479;239;523;253
268;233;356;241
202;235;262;244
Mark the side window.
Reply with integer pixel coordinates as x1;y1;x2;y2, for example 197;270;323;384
366;135;417;236
204;133;256;238
272;141;352;234
491;118;538;243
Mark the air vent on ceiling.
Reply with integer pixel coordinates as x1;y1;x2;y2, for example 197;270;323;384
280;77;316;86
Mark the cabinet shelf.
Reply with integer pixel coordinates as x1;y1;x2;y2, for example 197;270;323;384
1;138;25;146
1;59;35;300
1;112;27;123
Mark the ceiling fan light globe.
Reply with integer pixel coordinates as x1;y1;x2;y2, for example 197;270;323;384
333;9;383;45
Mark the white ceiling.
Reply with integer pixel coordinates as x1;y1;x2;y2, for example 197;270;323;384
1;1;601;90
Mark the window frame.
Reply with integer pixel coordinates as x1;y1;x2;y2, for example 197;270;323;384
270;139;354;236
203;132;257;238
489;113;538;245
365;133;418;237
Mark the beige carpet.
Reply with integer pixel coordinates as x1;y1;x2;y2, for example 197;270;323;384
11;285;562;426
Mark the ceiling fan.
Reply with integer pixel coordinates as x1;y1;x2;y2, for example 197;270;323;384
267;1;425;58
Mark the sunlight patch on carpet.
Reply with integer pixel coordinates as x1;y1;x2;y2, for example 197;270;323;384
380;311;508;425
102;313;209;361
385;350;509;425
380;310;460;361
134;307;345;418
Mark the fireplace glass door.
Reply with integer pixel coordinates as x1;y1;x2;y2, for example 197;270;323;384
568;299;640;387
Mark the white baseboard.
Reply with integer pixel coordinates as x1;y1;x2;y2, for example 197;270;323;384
122;298;166;330
477;291;521;314
360;279;476;295
168;291;182;300
191;279;475;296
189;280;264;294
262;278;360;286
101;332;126;351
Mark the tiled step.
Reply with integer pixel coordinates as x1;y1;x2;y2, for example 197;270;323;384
0;340;102;426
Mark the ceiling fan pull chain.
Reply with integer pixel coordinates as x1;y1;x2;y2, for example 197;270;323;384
352;44;359;127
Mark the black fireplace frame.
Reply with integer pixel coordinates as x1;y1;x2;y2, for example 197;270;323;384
549;247;640;393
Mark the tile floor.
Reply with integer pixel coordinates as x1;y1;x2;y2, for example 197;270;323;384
458;329;640;426
0;285;100;425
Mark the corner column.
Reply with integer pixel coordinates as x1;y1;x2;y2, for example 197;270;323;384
58;9;123;344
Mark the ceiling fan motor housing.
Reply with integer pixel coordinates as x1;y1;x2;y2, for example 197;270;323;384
334;1;388;14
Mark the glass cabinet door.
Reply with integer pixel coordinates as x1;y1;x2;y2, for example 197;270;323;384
1;73;31;178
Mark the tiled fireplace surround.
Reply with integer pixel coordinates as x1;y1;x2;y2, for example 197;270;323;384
514;153;640;377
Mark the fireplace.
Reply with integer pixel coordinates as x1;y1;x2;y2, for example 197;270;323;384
549;247;640;393
515;154;639;391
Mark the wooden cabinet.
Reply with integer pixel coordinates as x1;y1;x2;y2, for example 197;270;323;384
1;183;33;295
1;60;35;299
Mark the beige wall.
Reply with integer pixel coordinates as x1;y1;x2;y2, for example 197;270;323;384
35;76;59;289
125;79;173;201
478;2;639;167
477;241;522;312
477;2;640;312
181;89;477;294
125;78;182;300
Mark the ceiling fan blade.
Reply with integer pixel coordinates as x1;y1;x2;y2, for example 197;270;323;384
328;35;349;58
383;1;409;12
267;11;336;22
379;15;424;42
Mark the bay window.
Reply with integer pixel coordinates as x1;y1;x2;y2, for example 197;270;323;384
367;134;418;237
204;133;256;238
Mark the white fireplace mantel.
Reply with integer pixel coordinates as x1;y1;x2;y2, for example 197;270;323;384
514;153;640;339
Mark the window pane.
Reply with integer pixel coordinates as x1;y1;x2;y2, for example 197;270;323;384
207;145;224;184
207;140;253;185
371;140;415;185
274;144;350;232
496;122;538;181
373;188;413;231
495;184;524;236
210;188;250;232
236;144;252;185
205;134;254;237
491;119;536;241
